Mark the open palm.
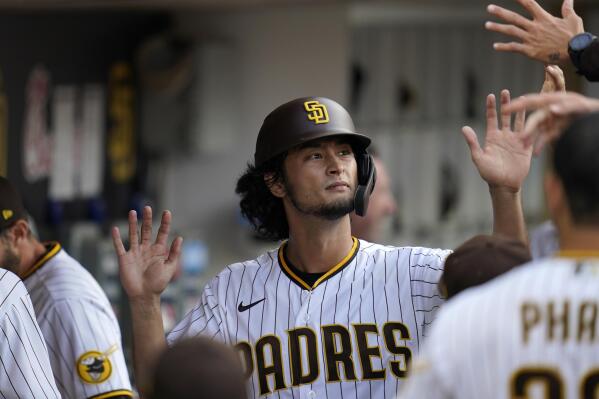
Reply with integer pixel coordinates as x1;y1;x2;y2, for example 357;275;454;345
112;206;182;300
463;90;533;192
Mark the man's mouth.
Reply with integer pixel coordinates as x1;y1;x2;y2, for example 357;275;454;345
326;181;350;190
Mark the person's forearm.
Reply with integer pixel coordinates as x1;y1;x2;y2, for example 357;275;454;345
130;296;167;397
490;186;528;245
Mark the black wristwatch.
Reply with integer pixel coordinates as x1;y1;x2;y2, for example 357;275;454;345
569;32;597;72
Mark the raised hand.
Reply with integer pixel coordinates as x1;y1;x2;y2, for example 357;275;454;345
486;0;584;65
503;91;599;154
541;65;566;94
462;90;532;192
112;206;183;300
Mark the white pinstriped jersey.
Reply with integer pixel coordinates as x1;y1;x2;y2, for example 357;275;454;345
399;256;599;399
0;269;62;398
167;238;450;399
23;243;132;399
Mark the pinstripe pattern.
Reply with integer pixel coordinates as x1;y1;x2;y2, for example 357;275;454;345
168;240;450;398
24;245;132;399
399;257;599;399
0;269;61;398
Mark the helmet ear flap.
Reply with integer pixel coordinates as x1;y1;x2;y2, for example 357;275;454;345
354;153;377;217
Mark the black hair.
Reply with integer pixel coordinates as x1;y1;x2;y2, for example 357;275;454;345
553;112;599;225
236;136;368;240
235;152;289;240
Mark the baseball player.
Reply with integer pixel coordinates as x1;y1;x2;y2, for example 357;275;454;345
113;94;532;398
0;177;132;399
0;268;62;398
399;110;599;399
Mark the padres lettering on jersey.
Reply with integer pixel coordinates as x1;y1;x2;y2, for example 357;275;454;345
23;242;132;399
399;256;599;399
0;269;61;398
168;239;450;398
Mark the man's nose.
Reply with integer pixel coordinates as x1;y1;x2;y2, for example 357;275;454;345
326;153;344;175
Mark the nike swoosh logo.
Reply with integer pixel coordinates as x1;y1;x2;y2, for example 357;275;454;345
238;298;265;312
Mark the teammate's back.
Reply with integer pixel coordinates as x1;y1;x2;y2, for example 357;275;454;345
25;245;116;316
401;258;599;398
22;244;132;399
0;269;62;398
400;110;599;399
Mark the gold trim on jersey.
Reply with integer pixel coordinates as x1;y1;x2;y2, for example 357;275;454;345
278;237;359;290
21;241;61;280
557;250;599;259
88;389;133;399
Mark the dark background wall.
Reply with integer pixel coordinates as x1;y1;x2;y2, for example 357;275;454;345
1;11;169;239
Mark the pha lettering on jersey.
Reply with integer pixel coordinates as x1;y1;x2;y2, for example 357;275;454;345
521;300;599;344
235;321;412;396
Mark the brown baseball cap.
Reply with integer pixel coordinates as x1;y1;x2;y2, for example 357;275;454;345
440;235;531;299
0;177;26;232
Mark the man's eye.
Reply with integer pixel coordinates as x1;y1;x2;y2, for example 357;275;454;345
339;149;353;156
309;153;323;160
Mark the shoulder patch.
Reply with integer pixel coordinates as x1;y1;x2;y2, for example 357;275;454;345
76;345;117;384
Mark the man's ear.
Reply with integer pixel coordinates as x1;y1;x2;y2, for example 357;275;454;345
10;220;30;244
264;173;286;199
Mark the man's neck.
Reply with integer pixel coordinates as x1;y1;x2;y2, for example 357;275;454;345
559;225;599;253
19;239;48;277
286;216;354;274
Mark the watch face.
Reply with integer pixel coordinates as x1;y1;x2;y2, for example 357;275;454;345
571;32;595;51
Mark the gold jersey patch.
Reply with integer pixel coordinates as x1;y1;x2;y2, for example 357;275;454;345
304;100;329;124
77;345;117;384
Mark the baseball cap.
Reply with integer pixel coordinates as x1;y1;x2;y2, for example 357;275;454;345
0;177;26;232
440;235;532;299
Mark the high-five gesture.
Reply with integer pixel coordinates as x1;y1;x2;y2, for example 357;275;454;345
462;90;533;193
541;65;566;94
112;206;182;301
111;206;182;395
504;91;599;154
486;0;584;65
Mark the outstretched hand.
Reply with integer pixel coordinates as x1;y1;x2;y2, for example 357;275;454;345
462;90;533;192
486;0;584;65
112;206;183;301
503;92;599;155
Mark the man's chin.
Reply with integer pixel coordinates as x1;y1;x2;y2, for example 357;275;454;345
288;190;355;220
317;200;355;221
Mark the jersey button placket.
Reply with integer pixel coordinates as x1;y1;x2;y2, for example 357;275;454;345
304;290;312;323
307;390;316;399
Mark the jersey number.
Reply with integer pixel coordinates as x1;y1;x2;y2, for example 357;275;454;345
511;367;599;398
